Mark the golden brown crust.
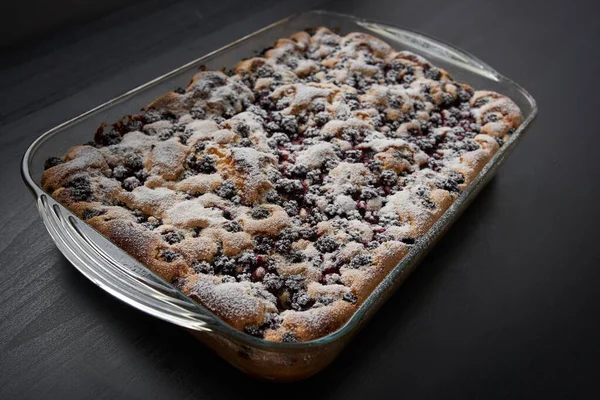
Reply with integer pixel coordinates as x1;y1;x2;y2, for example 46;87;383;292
41;27;522;342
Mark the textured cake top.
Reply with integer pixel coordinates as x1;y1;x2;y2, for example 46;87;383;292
42;27;522;342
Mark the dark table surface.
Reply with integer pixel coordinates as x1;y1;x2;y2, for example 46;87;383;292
2;0;599;398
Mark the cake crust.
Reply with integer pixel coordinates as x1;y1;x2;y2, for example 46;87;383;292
42;27;522;342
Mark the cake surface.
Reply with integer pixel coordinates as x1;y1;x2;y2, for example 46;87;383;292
42;27;522;342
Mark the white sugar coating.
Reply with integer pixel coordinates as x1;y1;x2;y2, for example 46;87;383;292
326;162;373;188
186;276;276;328
175;173;223;194
120;186;184;216
143;120;173;135
334;194;356;212
186;120;220;143
147;138;188;180
320;117;373;137
358;137;410;152
228;147;277;201
226;112;271;152
101;131;158;165
379;189;430;238
348;59;380;76
295;142;339;169
163;199;227;228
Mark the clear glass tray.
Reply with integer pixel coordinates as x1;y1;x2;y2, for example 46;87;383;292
21;10;537;381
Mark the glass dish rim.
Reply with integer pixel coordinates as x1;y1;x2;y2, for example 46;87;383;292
21;9;538;350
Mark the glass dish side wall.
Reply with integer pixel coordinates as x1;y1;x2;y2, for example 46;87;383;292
22;10;537;381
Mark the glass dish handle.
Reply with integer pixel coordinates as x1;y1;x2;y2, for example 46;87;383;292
37;194;217;332
357;20;502;80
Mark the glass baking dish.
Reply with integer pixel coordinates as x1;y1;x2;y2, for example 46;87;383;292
21;10;537;381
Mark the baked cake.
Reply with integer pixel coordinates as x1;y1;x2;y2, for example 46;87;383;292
41;27;522;342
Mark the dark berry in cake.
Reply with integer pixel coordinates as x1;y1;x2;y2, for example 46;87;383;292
122;176;141;191
315;235;338;253
161;249;180;263
44;157;64;170
192;261;214;275
251;207;271;220
223;221;242;232
69;175;93;202
163;231;184;245
254;236;274;254
281;332;298;342
342;291;358;304
215;180;237;199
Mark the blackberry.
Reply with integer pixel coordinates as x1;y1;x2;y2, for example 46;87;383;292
192;261;214;275
265;121;280;133
244;326;264;338
141;219;161;230
291;290;311;310
246;105;268;119
316;295;334;306
126;119;143;132
315;235;338;253
287;250;305;263
265;190;280;204
251;207;271;220
299;227;316;241
440;93;454;107
314;111;330;126
113;165;130;181
360;187;379;200
238;251;258;269
282;200;298;216
44;157;64;170
284;274;306;291
163;231;184;245
271;132;290;145
95;127;122;146
262;273;284;291
485;113;499;123
324;273;342;285
223;221;242;232
259;96;276;110
124;154;143;171
143;109;162;124
69;175;92;202
280;116;298;134
215;180;237;199
323;158;339;170
214;255;237;275
473;98;489;108
349;254;372;268
425;67;442;80
187;154;216;174
380;170;398;186
254;236;274;254
457;90;472;103
342;291;358;304
276;178;303;194
161;249;180;263
157;128;175;141
122;176;141;191
344;150;362;163
281;332;298;342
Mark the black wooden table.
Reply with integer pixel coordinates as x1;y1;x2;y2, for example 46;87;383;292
2;0;599;398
